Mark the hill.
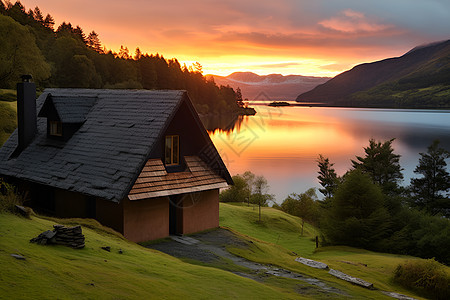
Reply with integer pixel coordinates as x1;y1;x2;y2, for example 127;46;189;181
296;40;450;108
1;204;439;299
209;72;329;101
0;212;294;299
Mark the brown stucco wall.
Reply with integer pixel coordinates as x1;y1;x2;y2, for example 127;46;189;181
123;196;169;242
180;189;219;235
96;197;124;234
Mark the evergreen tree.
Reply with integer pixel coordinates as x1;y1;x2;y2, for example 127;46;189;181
321;169;390;248
33;6;43;23
317;154;339;198
352;138;403;194
43;13;54;30
410;140;450;216
134;47;142;60
236;87;244;107
86;31;102;53
73;25;86;44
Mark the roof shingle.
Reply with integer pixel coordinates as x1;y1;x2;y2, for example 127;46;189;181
0;89;186;202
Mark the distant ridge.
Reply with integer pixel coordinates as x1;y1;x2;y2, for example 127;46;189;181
296;39;450;108
208;72;329;101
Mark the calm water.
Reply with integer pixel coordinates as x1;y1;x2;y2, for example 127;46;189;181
203;103;450;203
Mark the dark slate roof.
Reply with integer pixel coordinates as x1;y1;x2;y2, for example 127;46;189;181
38;94;97;123
0;89;193;202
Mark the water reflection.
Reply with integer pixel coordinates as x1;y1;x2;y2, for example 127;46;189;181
199;114;247;133
204;104;450;203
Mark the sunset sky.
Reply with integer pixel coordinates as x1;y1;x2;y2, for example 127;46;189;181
20;0;450;77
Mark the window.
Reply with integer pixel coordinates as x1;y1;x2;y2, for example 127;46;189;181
165;135;179;165
49;121;62;136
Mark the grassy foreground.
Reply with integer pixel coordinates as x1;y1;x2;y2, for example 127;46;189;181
0;213;295;299
220;203;435;299
1;203;444;299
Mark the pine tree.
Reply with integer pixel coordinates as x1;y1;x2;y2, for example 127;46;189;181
33;6;43;23
43;14;54;30
317;154;339;198
321;169;390;248
86;31;102;53
236;87;244;107
134;47;142;60
352;138;403;194
410;140;450;216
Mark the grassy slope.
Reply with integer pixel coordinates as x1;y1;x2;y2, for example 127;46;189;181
220;203;433;299
0;203;443;299
0;101;16;146
0;89;17;146
0;213;296;299
220;203;319;256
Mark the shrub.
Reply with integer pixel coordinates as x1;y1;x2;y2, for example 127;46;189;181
219;175;248;203
393;259;450;300
0;179;29;217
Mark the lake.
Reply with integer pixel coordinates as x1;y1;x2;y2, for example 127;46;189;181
202;103;450;203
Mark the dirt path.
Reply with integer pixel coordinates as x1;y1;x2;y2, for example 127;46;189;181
147;228;346;297
147;228;417;300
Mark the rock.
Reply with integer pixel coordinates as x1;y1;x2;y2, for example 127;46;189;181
30;224;85;249
11;254;26;260
381;291;417;300
295;257;329;270
328;269;374;289
42;230;56;239
14;205;29;217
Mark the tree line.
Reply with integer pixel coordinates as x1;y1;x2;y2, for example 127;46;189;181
0;1;243;114
222;139;450;264
288;139;450;264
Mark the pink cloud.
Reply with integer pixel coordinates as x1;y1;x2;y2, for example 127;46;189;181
319;10;392;33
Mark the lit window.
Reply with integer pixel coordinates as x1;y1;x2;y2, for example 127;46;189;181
49;121;62;136
165;135;179;165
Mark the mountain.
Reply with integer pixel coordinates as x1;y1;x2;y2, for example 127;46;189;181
208;72;329;101
296;40;450;108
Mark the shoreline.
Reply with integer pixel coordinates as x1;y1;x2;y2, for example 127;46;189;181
294;102;450;110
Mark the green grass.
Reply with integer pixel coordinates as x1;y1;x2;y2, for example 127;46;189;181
220;203;432;299
1;202;443;299
220;203;319;256
0;89;16;102
0;90;17;144
0;213;298;299
0;100;17;146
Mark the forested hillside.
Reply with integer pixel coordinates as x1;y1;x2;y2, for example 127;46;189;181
0;1;243;115
296;40;450;108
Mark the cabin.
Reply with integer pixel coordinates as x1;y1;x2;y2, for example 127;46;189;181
0;77;232;242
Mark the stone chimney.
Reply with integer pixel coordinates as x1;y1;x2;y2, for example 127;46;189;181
16;75;37;152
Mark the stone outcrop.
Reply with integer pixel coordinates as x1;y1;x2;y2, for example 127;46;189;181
328;269;374;289
30;225;85;249
295;257;329;269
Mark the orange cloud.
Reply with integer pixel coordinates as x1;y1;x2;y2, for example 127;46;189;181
319;9;392;33
18;0;449;77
